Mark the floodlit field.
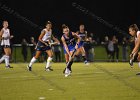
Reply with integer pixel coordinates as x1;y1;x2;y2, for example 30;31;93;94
0;62;140;100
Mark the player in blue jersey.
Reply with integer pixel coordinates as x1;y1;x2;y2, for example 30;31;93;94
27;21;60;71
61;24;81;77
76;24;89;65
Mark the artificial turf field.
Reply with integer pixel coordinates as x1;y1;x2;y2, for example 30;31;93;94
0;62;140;100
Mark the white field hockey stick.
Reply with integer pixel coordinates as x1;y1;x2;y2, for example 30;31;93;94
129;52;136;67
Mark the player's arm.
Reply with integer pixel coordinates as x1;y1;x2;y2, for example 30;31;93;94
31;39;36;45
38;30;48;46
85;31;88;41
52;35;60;45
9;29;14;39
72;32;81;49
0;29;3;40
76;31;79;35
61;36;71;56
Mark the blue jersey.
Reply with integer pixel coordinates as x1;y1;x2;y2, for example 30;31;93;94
78;31;87;41
78;31;87;48
62;32;76;54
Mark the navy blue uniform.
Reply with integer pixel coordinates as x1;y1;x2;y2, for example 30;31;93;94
62;32;76;54
78;31;86;48
36;29;52;51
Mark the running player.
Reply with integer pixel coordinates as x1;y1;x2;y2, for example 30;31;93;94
27;21;60;71
61;24;81;77
76;24;89;65
129;24;140;75
0;21;14;68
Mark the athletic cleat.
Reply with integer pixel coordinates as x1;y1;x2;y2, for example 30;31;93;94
45;67;53;71
65;73;70;77
129;59;133;68
6;65;13;68
64;68;71;77
63;68;72;74
27;65;32;71
84;61;90;65
136;72;140;75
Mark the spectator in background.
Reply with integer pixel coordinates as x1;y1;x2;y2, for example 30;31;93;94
101;36;109;59
84;37;94;62
10;35;14;62
108;38;114;62
122;37;128;62
21;38;28;62
129;36;135;52
52;44;61;62
30;37;36;58
88;37;95;62
112;35;119;62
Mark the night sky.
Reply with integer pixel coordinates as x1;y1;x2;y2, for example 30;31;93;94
0;0;140;43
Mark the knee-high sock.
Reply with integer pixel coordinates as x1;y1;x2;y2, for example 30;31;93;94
4;55;9;66
46;57;52;68
29;57;37;67
0;55;6;63
67;61;73;71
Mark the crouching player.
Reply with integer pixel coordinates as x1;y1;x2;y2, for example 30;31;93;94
61;24;81;77
129;24;140;75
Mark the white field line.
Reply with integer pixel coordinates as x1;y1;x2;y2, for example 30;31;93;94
0;71;105;79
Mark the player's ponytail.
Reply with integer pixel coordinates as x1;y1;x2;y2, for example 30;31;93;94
129;24;139;31
62;24;68;29
46;21;52;25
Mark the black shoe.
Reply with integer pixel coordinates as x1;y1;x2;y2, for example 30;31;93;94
136;72;140;75
27;65;32;71
6;65;13;68
45;67;53;71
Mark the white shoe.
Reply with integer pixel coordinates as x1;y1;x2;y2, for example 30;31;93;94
85;62;90;65
64;68;71;77
84;61;90;65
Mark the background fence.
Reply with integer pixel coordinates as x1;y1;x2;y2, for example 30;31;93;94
4;44;131;63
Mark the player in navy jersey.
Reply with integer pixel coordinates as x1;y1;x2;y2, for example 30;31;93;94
61;24;81;77
27;21;60;71
76;24;89;65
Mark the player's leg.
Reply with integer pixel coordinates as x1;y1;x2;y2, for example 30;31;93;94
63;53;69;73
74;48;80;62
67;50;75;71
0;55;6;63
136;52;140;75
81;46;89;65
64;49;77;77
45;49;53;71
4;47;12;68
27;51;41;71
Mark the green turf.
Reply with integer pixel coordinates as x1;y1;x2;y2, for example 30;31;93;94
0;62;140;100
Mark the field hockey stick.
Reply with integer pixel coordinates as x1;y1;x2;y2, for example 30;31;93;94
129;52;136;67
66;48;77;68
